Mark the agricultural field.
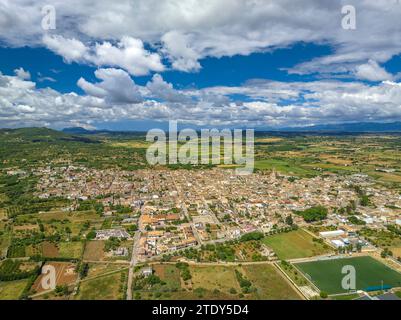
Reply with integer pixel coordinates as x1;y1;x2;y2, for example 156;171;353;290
109;141;151;149
0;279;29;300
178;240;269;262
86;263;128;278
295;256;401;294
0;229;11;258
391;247;401;260
358;228;401;250
241;264;301;299
83;241;105;261
133;263;300;300
0;209;7;220
75;270;127;300
231;241;269;262
25;241;83;259
262;229;332;260
152;264;181;291
14;210;102;241
59;242;84;259
41;242;59;258
253;135;401;185
254;159;314;177
190;265;241;294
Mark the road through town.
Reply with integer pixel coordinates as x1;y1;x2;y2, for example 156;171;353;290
126;230;141;300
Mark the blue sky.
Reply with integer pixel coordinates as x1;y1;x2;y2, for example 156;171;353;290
0;42;332;93
1;0;401;130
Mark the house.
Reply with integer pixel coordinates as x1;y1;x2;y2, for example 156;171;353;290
142;266;153;277
111;247;128;257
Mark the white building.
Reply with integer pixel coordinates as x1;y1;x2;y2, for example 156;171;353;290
331;239;345;248
142;267;153;277
319;230;345;238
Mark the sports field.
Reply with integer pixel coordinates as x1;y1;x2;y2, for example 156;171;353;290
295;256;401;294
262;229;332;260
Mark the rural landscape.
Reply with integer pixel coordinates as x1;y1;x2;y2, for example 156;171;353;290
1;128;401;300
2;0;401;306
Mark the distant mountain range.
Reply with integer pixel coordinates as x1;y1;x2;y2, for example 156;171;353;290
1;123;401;145
62;127;100;134
62;127;145;136
278;122;401;132
0;127;100;143
63;122;401;134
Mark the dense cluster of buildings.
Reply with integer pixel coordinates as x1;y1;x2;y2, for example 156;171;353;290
33;165;401;261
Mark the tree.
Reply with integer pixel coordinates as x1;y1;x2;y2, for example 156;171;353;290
296;206;328;222
320;291;328;299
285;215;294;226
104;237;121;252
78;263;89;278
86;230;96;240
381;248;393;258
55;285;69;296
348;216;366;225
240;232;264;242
360;195;370;207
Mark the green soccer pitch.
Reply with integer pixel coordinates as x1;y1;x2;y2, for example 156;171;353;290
295;256;401;295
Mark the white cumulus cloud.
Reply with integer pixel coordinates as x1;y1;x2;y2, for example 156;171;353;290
0;0;400;78
77;68;143;104
354;60;393;82
43;35;164;76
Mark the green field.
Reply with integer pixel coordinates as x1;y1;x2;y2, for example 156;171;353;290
254;159;314;176
0;279;28;300
134;263;300;300
295;256;401;294
75;270;127;300
59;242;84;259
242;264;301;300
262;229;332;260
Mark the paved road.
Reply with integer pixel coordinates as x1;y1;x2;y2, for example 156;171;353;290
82;260;130;265
126;230;141;300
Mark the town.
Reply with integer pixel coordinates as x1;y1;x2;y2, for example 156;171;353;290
1;129;401;301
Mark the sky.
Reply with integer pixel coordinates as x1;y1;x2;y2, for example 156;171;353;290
1;0;401;130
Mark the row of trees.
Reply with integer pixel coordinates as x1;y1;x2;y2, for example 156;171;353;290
0;259;40;281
